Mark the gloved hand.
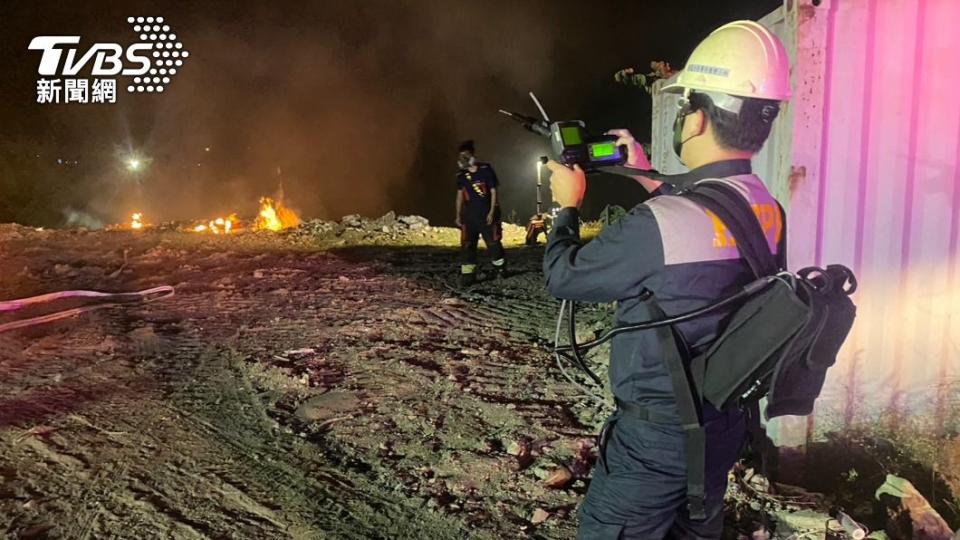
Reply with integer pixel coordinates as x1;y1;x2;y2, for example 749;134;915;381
546;161;586;209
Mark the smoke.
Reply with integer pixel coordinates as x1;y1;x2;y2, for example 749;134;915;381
62;207;105;229
1;0;782;227
132;0;557;224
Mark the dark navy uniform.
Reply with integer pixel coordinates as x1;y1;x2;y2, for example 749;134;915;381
457;162;505;268
544;160;784;539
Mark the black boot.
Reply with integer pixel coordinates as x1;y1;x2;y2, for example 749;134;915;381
459;272;477;288
492;259;506;279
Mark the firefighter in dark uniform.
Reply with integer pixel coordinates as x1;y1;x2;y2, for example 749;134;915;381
542;21;792;539
455;140;506;287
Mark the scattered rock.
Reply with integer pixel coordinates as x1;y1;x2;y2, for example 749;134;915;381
399;215;429;230
128;326;160;352
875;474;954;540
505;438;534;470
328;213;431;234
295;391;360;422
341;214;363;228
543;467;573;489
531;508;550;525
374;211;396;227
17;524;56;539
283;348;316;358
294;219;336;236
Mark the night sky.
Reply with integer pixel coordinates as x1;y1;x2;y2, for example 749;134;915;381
0;0;780;228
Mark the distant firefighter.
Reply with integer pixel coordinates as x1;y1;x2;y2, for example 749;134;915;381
454;140;505;287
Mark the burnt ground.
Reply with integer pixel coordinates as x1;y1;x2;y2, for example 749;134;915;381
1;222;956;540
0;223;608;539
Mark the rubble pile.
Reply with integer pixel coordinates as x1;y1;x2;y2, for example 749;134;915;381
290;212;433;239
338;212;431;233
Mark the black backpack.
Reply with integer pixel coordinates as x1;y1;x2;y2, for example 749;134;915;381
552;180;857;519
682;181;857;417
647;180;858;519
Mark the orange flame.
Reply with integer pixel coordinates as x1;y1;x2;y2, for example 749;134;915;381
131;212;144;230
255;197;300;231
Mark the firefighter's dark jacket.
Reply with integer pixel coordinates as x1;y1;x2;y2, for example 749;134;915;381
543;160;784;422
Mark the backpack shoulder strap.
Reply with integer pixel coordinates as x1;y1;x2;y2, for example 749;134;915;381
683;181;778;277
643;298;708;520
776;201;787;271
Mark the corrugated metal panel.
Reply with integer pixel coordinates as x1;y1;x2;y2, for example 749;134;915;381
650;78;685;175
650;0;960;446
806;0;960;441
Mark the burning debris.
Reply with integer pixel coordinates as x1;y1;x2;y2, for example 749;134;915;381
192;214;238;234
113;196;302;234
110;207;438;244
254;197;300;232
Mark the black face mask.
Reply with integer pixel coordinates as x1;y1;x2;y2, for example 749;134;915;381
458;155;476;170
672;101;697;160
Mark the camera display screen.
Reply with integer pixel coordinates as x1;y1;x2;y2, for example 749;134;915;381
560;126;582;145
589;142;617;159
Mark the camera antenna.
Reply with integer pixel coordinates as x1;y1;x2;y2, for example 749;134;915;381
529;92;551;123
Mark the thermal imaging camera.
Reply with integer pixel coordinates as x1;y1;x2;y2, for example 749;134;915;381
499;93;627;171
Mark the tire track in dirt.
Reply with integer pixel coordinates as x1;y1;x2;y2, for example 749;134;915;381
1;229;601;539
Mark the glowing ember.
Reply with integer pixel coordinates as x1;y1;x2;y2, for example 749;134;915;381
255;197;300;231
193;214;238;234
131;212;144;230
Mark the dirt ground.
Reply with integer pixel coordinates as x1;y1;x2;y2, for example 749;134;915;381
0;221;609;539
0;220;954;540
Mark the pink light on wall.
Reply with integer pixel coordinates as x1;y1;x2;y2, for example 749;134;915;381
770;0;960;446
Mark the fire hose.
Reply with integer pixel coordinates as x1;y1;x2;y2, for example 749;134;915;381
0;286;175;333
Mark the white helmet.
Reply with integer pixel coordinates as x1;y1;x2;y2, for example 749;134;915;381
663;20;791;103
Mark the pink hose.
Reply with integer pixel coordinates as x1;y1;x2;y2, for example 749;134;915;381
0;286;175;333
